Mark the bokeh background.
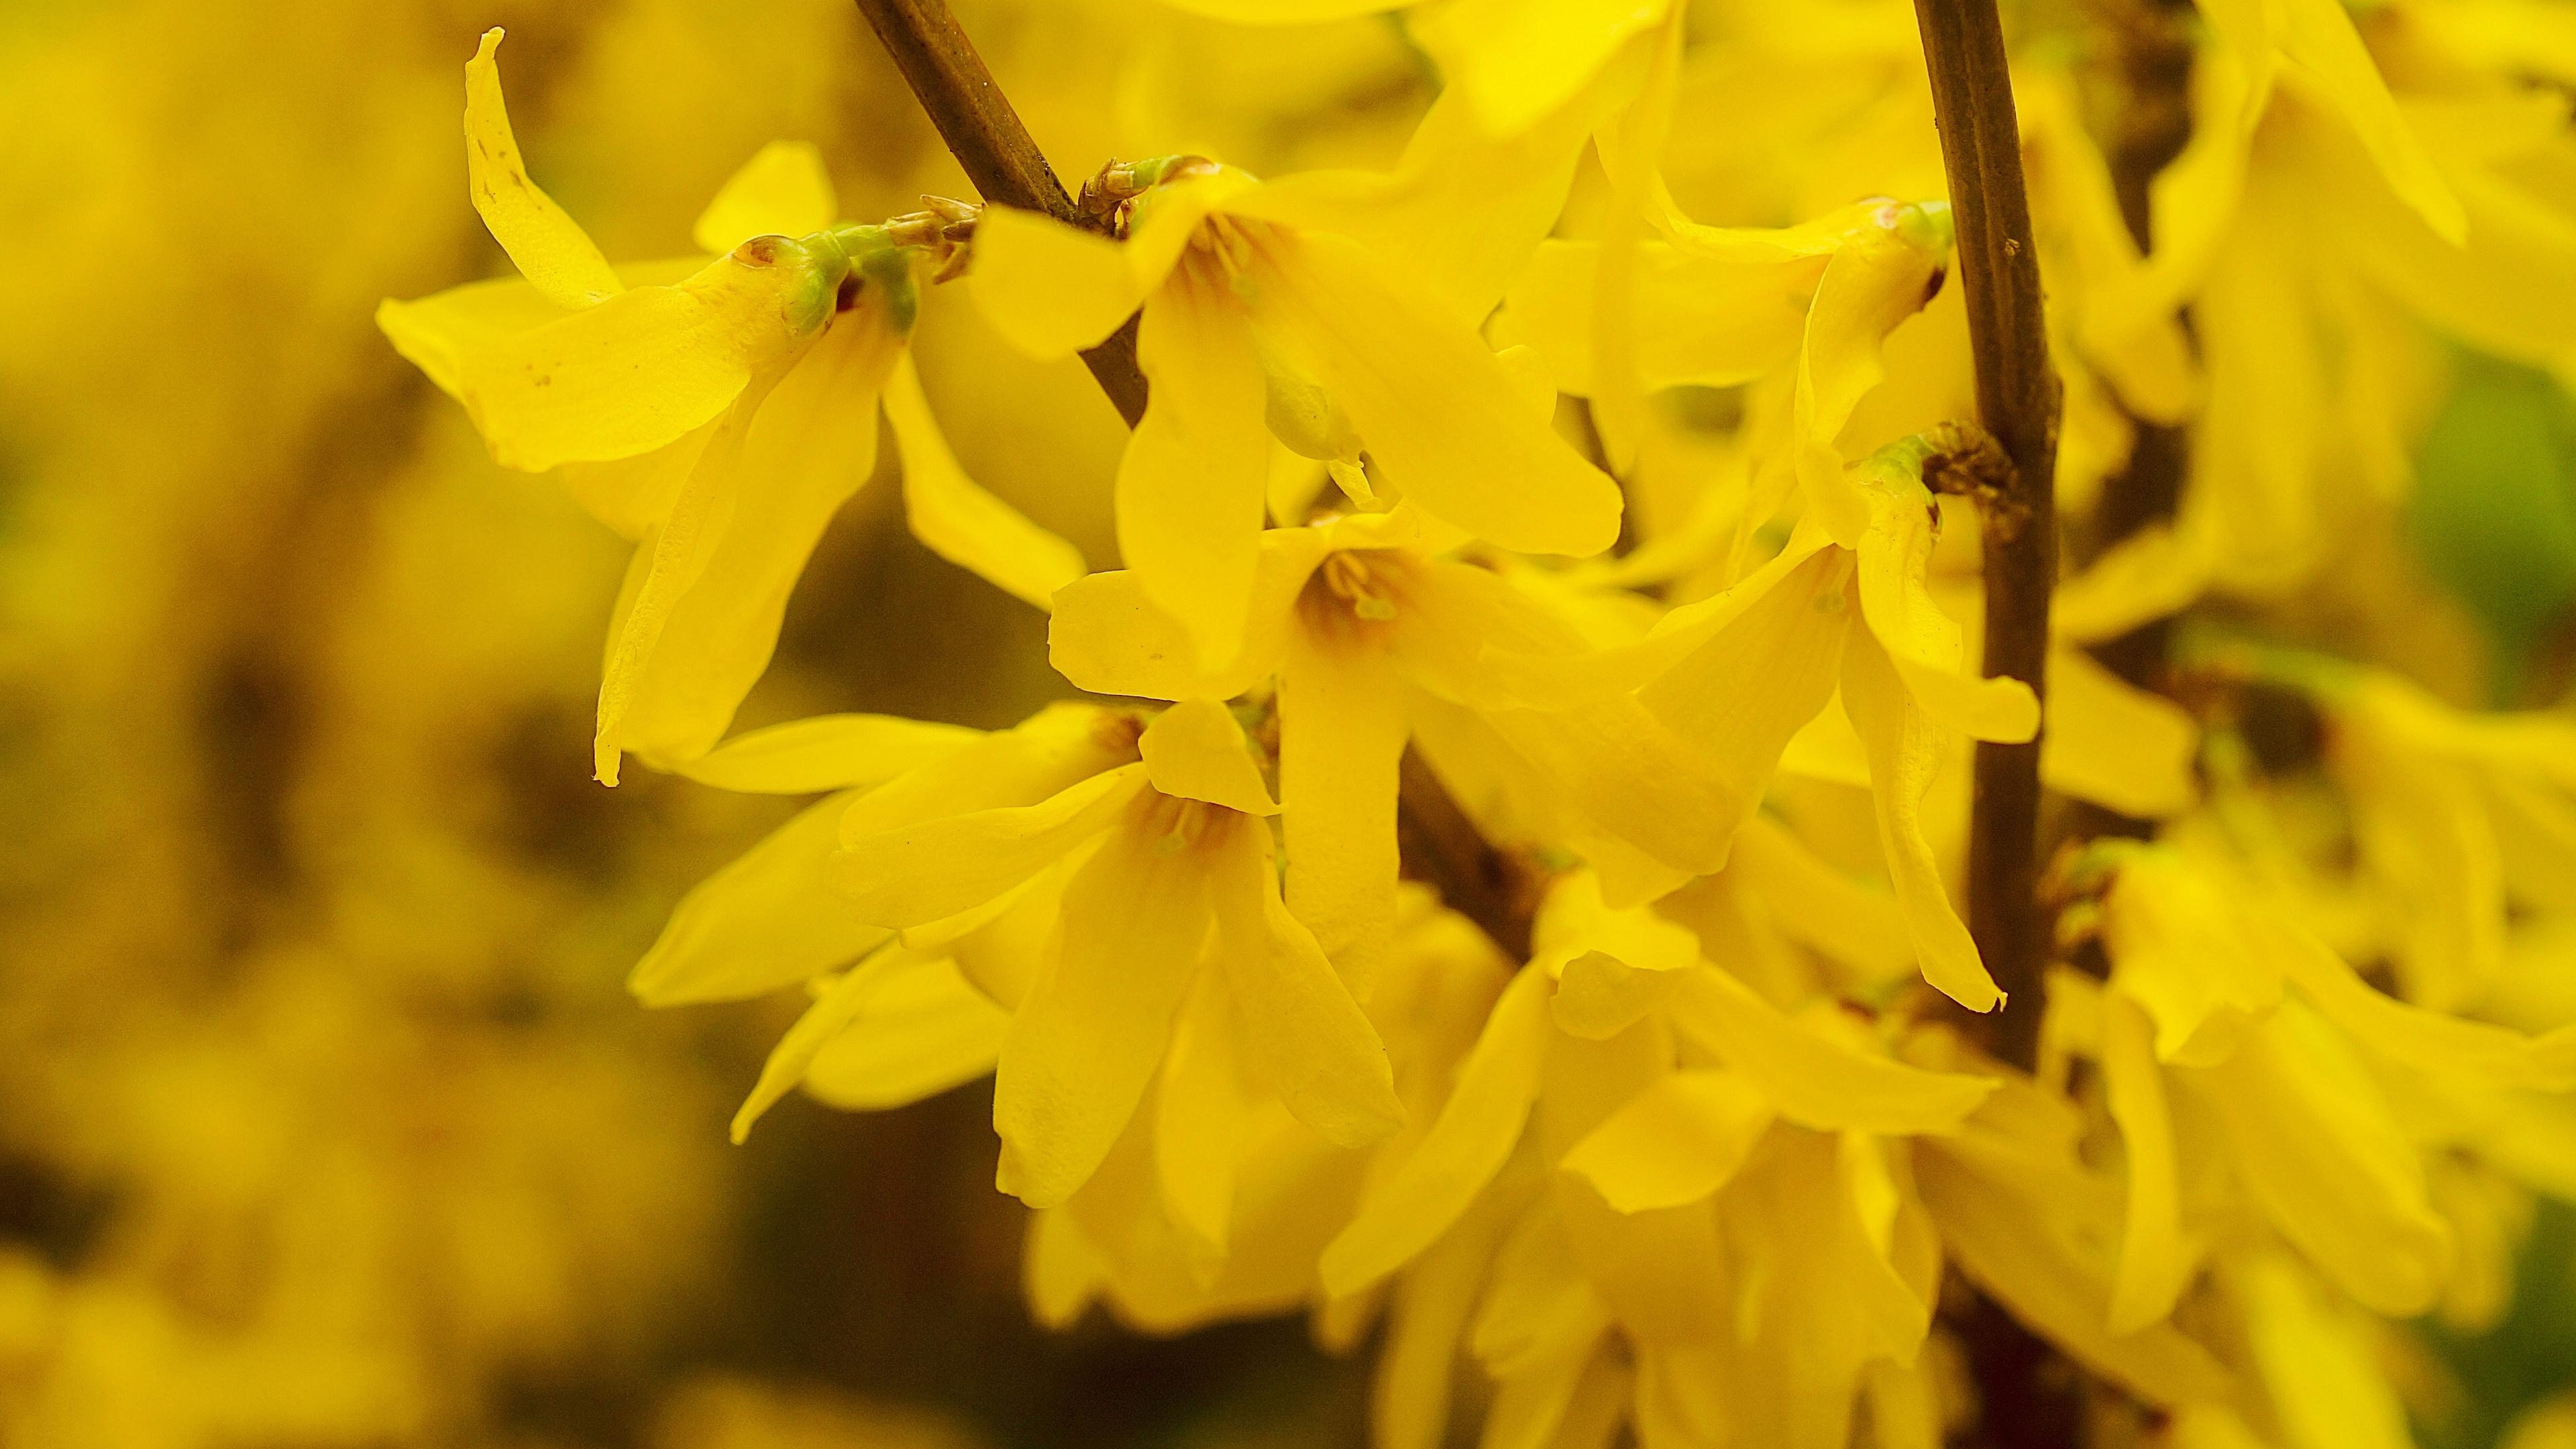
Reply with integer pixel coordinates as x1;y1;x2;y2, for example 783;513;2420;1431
3;1;2574;1446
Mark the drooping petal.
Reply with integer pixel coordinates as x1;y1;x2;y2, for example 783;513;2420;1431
1322;967;1556;1295
1246;230;1622;557
2272;918;2576;1090
2043;646;2200;818
2233;1251;2419;1449
692;140;838;253
993;802;1214;1209
1048;527;1338;702
1280;614;1407;990
883;354;1087;610
629;788;892;1006
1154;968;1248;1271
2102;994;2198;1334
1140;698;1279;816
2273;0;2467;244
1667;965;1994;1135
1793;209;1953;545
1120;276;1273;669
610;309;903;770
673;712;981;794
1505;237;1819;396
833;763;1150;929
1407;0;1668;140
803;955;1009;1110
1208;815;1405;1148
462;29;622;309
1558;1069;1774;1212
1373;1184;1526;1449
1839;627;2004;1012
447;241;845;473
1855;482;2039;743
967;206;1146;358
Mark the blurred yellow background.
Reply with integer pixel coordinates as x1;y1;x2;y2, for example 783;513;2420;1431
0;0;1440;1443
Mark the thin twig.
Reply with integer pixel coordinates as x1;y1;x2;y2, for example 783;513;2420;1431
851;0;1148;425
853;0;1540;959
1911;0;2061;1075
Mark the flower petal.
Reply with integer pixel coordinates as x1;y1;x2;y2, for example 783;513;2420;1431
968;205;1150;358
1558;1069;1774;1212
993;803;1214;1208
1154;969;1248;1271
1210;818;1406;1147
834;763;1149;929
463;29;622;309
692;140;838;253
629;789;890;1006
1247;231;1622;557
2042;647;2199;818
1321;966;1554;1295
1120;278;1273;670
1140;698;1278;816
1667;965;1994;1135
1840;627;2003;1012
1281;614;1407;990
672;713;982;794
803;955;1010;1110
884;354;1087;610
2102;994;2198;1334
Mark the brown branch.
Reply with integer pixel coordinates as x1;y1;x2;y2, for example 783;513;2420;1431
854;0;1539;960
851;0;1148;426
1912;0;2061;1075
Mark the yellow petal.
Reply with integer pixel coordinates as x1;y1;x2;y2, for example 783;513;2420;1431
629;790;890;1006
1153;0;1395;15
1373;1187;1525;1449
1635;543;1855;842
1839;628;2003;1012
1280;615;1407;990
612;311;902;770
1140;698;1278;816
462;29;622;309
732;945;904;1142
1246;230;1622;557
692;140;838;253
377;274;572;400
1048;527;1337;702
1481;697;1746;875
834;763;1148;929
1120;278;1273;670
2042;647;2199;818
1321;966;1554;1295
2187;1004;2454;1318
1549;951;1682;1041
1795;212;1951;545
450;244;843;473
2273;918;2576;1090
993;803;1214;1208
803;955;1009;1110
1726;813;1914;985
2274;0;2467;244
1155;969;1248;1271
594;373;786;784
1856;482;2039;744
1558;1069;1774;1212
1410;0;1668;139
968;205;1149;358
883;355;1087;610
1668;965;1995;1134
1208;817;1406;1147
2235;1251;2418;1449
1505;237;1817;395
673;713;981;794
1913;1146;2233;1406
2102;995;2198;1334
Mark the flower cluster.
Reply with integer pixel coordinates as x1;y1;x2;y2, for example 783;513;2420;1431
378;2;2576;1445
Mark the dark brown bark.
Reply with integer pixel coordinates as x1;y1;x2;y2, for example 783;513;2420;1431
1912;0;2061;1074
850;0;1148;426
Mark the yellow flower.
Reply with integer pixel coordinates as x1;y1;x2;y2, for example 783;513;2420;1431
971;151;1620;671
2057;839;2576;1329
1052;504;1750;983
822;698;1404;1208
377;30;1082;784
1483;439;2041;1011
1313;867;1996;1449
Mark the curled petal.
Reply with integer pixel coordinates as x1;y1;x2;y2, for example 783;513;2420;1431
464;29;622;308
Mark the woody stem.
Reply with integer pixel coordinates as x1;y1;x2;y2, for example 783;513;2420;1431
1911;0;2061;1075
854;0;1542;960
851;0;1150;425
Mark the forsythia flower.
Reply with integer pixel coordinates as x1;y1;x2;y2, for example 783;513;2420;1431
378;30;1082;784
